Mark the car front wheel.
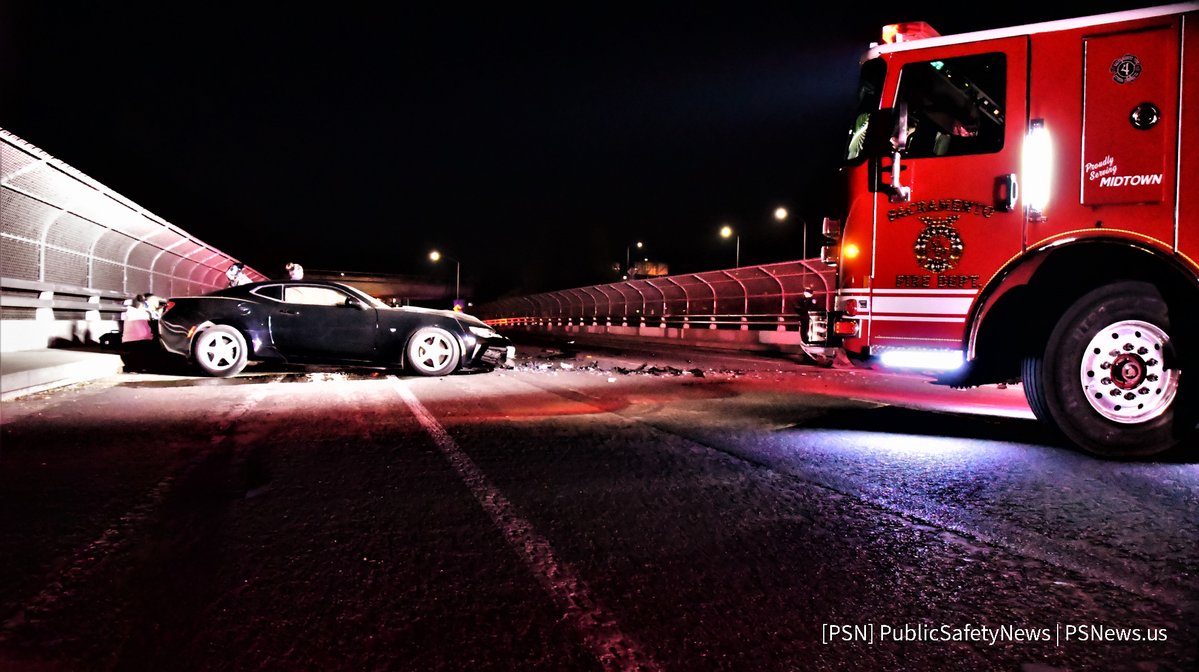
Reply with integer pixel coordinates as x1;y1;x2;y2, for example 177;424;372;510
193;325;249;377
406;327;461;376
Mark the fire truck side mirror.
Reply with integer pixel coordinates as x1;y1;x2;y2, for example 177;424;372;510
885;102;912;203
890;102;910;153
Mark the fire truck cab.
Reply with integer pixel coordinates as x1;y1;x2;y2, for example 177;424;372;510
812;3;1199;456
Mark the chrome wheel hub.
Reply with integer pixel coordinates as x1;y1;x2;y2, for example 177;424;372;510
1080;319;1178;424
414;335;453;369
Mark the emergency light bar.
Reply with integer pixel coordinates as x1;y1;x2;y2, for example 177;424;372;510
881;21;940;44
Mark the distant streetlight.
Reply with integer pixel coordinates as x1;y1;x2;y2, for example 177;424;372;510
428;249;460;305
626;241;644;274
772;205;809;259
719;225;739;267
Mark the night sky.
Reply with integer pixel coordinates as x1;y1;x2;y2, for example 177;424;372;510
2;2;1162;301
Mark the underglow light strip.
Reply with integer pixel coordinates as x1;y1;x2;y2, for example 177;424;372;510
879;348;965;370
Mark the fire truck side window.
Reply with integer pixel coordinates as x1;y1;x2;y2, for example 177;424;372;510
845;58;887;162
896;53;1005;158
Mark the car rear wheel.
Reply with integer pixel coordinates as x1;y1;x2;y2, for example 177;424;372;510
406;327;460;376
193;325;248;377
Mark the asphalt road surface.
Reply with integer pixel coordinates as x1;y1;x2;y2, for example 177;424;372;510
1;336;1196;671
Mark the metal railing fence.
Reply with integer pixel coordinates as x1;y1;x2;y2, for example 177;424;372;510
1;127;263;305
475;259;834;330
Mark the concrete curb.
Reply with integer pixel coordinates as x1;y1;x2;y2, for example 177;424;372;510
0;350;125;401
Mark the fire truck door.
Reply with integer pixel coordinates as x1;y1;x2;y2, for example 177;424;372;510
1082;26;1178;207
870;38;1027;350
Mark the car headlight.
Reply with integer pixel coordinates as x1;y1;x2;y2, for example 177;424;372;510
468;325;499;339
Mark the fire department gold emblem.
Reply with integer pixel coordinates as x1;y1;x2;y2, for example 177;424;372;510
914;215;964;272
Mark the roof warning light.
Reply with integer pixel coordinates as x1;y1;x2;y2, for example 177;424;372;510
881;21;940;44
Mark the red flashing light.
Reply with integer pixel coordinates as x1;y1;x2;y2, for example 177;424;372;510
833;320;859;336
881;21;940;44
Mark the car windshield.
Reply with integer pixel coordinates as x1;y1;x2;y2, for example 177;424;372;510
338;284;390;309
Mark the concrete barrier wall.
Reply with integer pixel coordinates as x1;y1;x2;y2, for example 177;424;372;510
502;320;813;357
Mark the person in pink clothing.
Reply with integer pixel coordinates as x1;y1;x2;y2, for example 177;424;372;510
121;294;154;345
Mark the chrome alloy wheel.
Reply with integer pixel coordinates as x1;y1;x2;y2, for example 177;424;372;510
406;326;460;376
1079;319;1179;424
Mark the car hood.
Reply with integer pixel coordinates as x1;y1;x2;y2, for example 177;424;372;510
390;305;490;328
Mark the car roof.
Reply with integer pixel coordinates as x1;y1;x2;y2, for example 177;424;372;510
196;279;366;299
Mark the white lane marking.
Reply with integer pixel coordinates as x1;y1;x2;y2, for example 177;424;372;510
393;380;659;672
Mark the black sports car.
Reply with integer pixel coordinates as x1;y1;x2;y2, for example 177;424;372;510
158;280;514;377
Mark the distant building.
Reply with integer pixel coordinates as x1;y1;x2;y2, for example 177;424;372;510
628;260;669;279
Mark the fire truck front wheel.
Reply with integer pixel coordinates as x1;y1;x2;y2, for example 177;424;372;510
1028;281;1192;457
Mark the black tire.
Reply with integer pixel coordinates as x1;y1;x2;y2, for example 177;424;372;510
193;325;249;377
405;327;461;376
1033;281;1191;457
1021;355;1052;424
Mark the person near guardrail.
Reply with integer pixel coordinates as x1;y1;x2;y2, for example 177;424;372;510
121;295;154;346
119;293;175;372
226;262;250;287
143;294;166;337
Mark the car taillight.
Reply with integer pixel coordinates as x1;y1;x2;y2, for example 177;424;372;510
163;300;176;314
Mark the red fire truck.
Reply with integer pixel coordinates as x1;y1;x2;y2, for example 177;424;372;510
809;3;1199;456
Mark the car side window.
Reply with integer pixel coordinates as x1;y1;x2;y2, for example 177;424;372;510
284;286;351;306
253;284;283;300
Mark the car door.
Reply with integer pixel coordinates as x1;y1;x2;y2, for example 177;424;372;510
269;285;378;360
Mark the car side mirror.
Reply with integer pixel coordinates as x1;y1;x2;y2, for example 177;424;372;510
343;297;366;309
